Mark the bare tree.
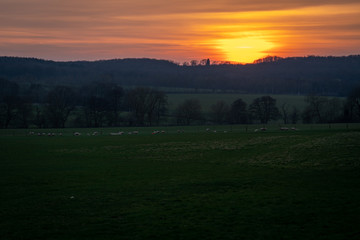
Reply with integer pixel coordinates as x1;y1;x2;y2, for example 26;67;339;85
280;103;290;124
210;101;230;124
126;87;167;126
45;86;75;128
0;96;19;128
290;107;300;124
175;99;202;125
249;96;280;124
304;95;328;123
230;98;248;124
347;86;360;121
84;96;108;127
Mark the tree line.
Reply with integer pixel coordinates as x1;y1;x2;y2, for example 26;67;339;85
1;78;360;129
1;55;360;96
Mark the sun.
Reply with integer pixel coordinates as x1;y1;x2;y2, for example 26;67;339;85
216;36;275;63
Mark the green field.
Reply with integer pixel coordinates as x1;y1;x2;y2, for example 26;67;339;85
1;125;360;239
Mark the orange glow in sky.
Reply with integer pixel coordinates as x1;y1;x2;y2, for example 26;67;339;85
216;36;276;63
1;1;360;63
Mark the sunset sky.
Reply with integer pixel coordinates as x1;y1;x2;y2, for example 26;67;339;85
1;0;360;63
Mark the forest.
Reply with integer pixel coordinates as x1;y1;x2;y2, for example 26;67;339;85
1;55;360;96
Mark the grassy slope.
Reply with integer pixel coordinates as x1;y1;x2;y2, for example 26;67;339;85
1;128;360;239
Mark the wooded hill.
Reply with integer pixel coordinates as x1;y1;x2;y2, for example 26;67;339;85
1;55;360;96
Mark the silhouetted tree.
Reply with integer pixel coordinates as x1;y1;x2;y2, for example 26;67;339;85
0;96;22;128
45;86;75;128
15;97;33;128
175;99;202;125
249;96;280;124
280;103;290;124
347;86;360;121
84;96;108;127
34;105;47;128
290;107;300;124
106;85;124;126
210;101;230;124
126;87;167;126
230;98;248;124
303;95;328;123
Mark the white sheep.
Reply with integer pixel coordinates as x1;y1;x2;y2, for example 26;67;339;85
73;132;81;136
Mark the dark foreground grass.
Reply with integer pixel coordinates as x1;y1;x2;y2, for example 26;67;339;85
1;128;360;239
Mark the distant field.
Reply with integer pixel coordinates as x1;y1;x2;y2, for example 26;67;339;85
1;125;360;239
166;93;344;113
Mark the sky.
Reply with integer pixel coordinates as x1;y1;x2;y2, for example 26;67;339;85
1;0;360;63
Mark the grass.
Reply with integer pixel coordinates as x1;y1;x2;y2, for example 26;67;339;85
1;126;360;239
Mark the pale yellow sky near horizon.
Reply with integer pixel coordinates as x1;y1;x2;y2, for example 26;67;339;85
0;0;359;63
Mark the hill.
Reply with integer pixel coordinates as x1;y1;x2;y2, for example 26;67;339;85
1;55;360;96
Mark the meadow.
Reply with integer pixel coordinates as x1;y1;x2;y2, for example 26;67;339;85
1;124;360;239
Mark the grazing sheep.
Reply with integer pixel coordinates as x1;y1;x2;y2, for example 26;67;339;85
260;127;267;131
280;127;289;131
110;132;123;136
92;131;98;136
133;131;139;134
73;132;81;136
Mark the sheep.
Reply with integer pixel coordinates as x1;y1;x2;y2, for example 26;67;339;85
110;132;123;136
73;132;81;136
133;131;139;134
92;131;98;136
260;127;267;131
280;127;289;131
